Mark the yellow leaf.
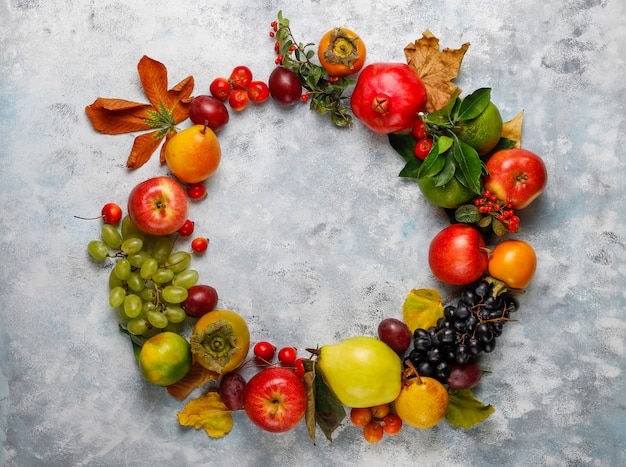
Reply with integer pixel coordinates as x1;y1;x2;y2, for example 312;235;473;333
501;110;524;148
177;391;233;438
402;288;444;332
404;31;470;112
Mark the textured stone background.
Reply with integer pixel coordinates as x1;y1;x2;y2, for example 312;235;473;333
1;0;624;465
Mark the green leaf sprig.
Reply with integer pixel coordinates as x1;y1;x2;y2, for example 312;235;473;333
272;11;355;127
395;88;517;196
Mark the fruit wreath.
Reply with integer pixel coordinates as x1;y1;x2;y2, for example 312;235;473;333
81;11;547;443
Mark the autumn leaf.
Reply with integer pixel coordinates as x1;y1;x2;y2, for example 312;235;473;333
402;288;444;332
502;110;524;148
446;389;495;428
166;361;219;401
177;391;233;438
85;55;194;169
404;31;470;112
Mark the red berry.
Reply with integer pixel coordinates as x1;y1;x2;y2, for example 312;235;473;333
411;119;428;139
293;358;306;378
247;81;270;103
253;341;276;364
228;88;249;111
382;414;402;435
101;203;122;224
191;237;209;253
229;65;253;89
413;137;433;160
277;347;297;366
209;77;231;100
187;183;207;200
177;219;195;237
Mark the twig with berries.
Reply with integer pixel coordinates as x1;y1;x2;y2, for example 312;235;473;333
455;190;520;236
270;11;355;127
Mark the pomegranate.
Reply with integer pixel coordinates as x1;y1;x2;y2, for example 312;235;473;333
350;63;427;134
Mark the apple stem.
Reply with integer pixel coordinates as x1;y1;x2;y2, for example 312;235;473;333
202;121;208;135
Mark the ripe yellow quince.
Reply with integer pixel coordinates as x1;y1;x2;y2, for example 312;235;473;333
316;336;402;408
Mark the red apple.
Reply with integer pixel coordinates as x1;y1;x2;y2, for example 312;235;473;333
243;367;308;433
127;176;189;236
483;148;547;210
428;224;488;285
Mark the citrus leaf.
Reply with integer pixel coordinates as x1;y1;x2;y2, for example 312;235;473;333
446;389;495;428
456;88;491;122
302;360;317;443
399;157;422;178
388;133;418;163
453;139;483;194
417;144;445;179
437;135;454;154
402;288;444;332
434;154;456;186
177;391;233;438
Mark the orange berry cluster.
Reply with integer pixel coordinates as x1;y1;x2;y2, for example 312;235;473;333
349;404;403;443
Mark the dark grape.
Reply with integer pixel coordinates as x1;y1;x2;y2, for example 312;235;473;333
447;359;482;389
219;373;247;411
435;361;451;379
182;285;218;318
268;67;302;105
377;318;412;354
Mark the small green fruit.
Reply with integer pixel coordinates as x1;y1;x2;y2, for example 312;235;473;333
316;336;402;408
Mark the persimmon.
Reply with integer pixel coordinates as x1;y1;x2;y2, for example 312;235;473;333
317;28;366;77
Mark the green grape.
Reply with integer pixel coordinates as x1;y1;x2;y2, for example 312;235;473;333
126;271;145;292
108;268;124;289
113;258;131;281
164;251;191;273
163;305;187;324
141;301;157;315
140;287;157;302
127;250;152;268
162;285;188;304
146;310;169;329
109;286;126;308
121;237;144;255
127;317;149;335
101;224;122;249
124;294;143;318
140;258;158;280
150;236;174;264
118;306;131;321
152;268;175;284
87;240;109;260
172;269;199;289
121;215;145;241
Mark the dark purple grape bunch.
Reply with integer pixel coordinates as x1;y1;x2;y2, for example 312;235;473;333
404;280;519;384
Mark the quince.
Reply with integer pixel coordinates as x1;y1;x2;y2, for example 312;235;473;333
316;336;402;408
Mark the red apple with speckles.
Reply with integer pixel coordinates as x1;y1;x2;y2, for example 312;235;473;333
428;224;488;286
483;148;547;210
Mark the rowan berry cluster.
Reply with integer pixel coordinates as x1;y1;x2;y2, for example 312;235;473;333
474;190;520;232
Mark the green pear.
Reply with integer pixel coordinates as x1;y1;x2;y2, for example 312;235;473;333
316;336;402;408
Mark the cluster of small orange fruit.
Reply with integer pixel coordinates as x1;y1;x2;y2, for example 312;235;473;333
349;403;403;443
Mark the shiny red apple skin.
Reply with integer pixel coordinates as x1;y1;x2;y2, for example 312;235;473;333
483;148;547;210
428;224;488;286
127;176;189;236
243;367;308;433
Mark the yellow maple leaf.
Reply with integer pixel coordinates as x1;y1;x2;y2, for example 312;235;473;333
404;31;470;112
502;110;524;148
177;391;233;438
402;288;444;332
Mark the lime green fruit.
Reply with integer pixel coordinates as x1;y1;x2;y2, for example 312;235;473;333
139;331;192;386
316;336;402;408
453;101;503;156
417;176;477;209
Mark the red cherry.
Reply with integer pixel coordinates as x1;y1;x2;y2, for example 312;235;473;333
277;347;297;366
101;203;122;224
253;341;276;364
191;237;209;253
177;219;195;237
187;183;207;200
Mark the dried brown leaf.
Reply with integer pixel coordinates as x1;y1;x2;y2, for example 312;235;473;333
85;98;154;134
126;130;165;169
405;31;470;112
502;110;524;148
